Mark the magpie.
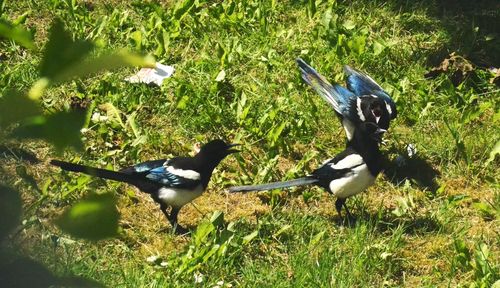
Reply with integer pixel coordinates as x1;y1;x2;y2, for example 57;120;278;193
229;122;385;219
296;58;397;140
51;140;240;234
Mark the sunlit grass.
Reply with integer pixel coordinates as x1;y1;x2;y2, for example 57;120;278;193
0;0;498;287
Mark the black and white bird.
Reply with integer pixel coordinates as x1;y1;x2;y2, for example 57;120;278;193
296;58;397;140
229;122;385;219
51;140;240;234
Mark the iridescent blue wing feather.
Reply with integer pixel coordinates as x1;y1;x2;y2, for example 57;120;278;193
120;159;200;189
296;58;356;117
344;65;397;119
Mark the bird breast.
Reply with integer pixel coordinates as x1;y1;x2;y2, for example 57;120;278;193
158;185;204;208
328;164;375;198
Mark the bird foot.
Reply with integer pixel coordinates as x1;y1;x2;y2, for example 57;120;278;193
172;224;190;235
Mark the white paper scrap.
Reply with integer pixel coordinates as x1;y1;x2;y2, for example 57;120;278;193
125;63;174;86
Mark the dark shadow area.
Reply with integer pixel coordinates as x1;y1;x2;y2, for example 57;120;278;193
382;152;441;194
323;206;442;234
0;144;40;164
382;0;500;67
373;214;442;235
0;255;104;288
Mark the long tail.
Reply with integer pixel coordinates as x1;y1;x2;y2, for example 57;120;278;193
50;160;139;185
296;58;353;114
229;177;318;193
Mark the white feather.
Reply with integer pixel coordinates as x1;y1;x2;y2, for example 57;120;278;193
328;164;376;198
166;166;200;180
356;97;366;121
342;119;355;141
158;185;204;208
329;154;364;169
385;101;392;116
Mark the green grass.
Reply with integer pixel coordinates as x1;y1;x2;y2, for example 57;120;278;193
1;0;499;287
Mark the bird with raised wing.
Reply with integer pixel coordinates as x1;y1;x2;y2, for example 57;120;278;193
51;139;239;234
229;122;385;219
296;58;397;140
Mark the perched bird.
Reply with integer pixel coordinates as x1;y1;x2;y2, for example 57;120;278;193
51;140;240;234
229;122;385;219
296;58;397;140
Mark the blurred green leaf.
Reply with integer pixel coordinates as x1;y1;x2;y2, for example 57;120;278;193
242;230;258;245
0;89;41;127
307;0;316;18
342;19;356;30
193;221;215;247
309;230;326;248
0;19;34;49
129;30;142;50
56;193;119;241
273;224;292;237
174;0;195;21
176;95;189;110
0;185;22;240
373;40;385;56
349;35;366;55
39;19;93;79
11;109;87;152
485;140;500;166
53;50;155;84
472;201;497;221
210;211;225;227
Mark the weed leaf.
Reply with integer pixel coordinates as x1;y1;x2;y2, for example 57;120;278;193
0;19;34;49
11;109;87;152
56;193;119;241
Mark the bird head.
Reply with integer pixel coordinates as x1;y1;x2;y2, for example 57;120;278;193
358;95;391;130
197;139;240;165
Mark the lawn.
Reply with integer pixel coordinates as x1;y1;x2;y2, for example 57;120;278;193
0;0;498;287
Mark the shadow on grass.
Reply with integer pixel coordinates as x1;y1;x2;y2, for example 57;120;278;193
0;255;104;288
382;152;441;194
384;0;500;67
0;144;40;164
372;213;442;235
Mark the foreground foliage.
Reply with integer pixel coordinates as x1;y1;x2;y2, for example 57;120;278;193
0;0;498;287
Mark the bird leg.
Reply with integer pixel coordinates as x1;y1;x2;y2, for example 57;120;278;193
335;198;345;217
335;198;355;223
158;204;188;234
342;201;354;221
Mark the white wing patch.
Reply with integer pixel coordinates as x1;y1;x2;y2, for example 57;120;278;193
342;118;356;140
385;101;392;116
342;119;355;141
356;97;366;121
328;164;376;198
329;154;364;170
158;185;204;208
166;166;201;180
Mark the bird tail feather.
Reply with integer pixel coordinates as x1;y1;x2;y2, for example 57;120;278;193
296;58;346;113
50;160;139;185
229;177;318;193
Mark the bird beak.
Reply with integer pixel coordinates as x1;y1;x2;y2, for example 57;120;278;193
227;143;241;154
372;128;386;143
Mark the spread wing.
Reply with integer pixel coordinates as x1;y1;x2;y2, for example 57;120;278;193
296;58;355;117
